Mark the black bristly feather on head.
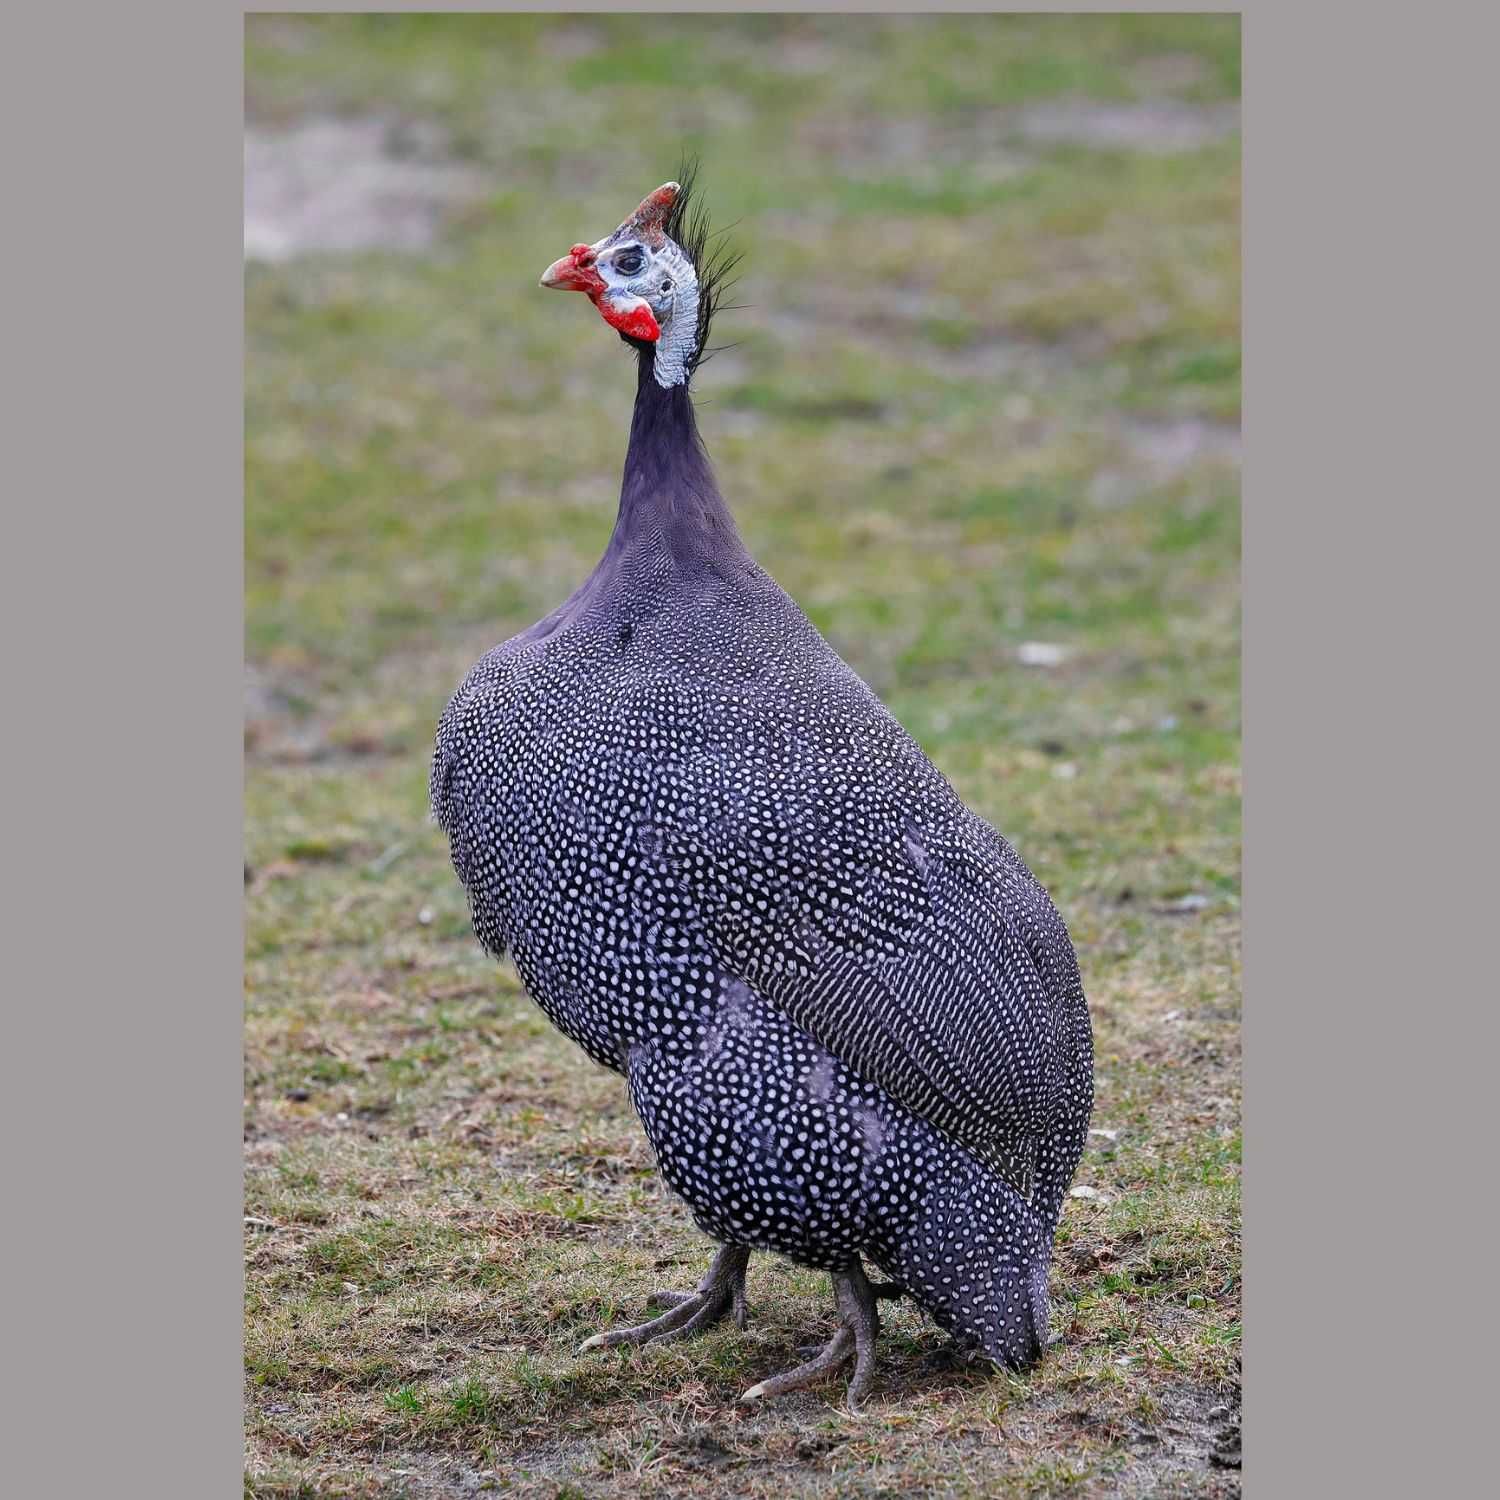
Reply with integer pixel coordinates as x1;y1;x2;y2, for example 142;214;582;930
666;157;744;378
621;156;743;382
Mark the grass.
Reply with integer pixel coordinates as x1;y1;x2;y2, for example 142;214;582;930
245;13;1240;1498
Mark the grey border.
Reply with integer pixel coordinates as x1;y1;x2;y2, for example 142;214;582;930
1243;5;1491;1494
9;5;247;1498
12;2;1489;1496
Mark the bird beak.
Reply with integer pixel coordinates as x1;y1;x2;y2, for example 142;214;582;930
540;244;603;293
540;237;661;342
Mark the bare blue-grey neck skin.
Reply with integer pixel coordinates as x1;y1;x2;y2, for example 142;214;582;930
631;235;700;390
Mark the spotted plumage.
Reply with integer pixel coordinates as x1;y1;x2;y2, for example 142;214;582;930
432;175;1093;1403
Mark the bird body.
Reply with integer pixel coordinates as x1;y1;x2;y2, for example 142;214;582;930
432;178;1092;1400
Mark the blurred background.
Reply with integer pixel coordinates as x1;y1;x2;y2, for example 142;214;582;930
245;14;1240;1496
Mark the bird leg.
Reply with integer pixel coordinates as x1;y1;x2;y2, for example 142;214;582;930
741;1258;883;1412
578;1243;750;1352
789;1279;903;1357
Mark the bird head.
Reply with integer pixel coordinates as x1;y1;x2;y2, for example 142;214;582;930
539;179;715;389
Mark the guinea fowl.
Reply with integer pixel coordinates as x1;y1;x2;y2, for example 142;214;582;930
431;175;1093;1409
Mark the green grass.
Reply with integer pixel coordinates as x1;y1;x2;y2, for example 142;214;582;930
246;13;1239;1498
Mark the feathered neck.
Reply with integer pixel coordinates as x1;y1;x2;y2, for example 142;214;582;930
606;349;748;566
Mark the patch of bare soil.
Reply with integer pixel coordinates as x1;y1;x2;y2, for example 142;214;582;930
1016;100;1240;154
797;110;1036;181
1129;54;1216;94
1107;1379;1242;1497
1122;417;1241;475
796;96;1236;173
756;302;1078;386
1088;417;1241;507
244;117;489;262
244;662;334;764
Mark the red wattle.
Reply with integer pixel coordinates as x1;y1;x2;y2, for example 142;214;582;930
594;296;661;342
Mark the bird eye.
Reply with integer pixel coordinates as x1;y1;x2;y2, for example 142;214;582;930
614;248;646;277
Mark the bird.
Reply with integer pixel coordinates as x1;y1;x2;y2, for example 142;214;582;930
431;170;1093;1411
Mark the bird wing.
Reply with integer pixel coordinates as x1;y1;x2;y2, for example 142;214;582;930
638;665;1090;1196
433;602;1089;1201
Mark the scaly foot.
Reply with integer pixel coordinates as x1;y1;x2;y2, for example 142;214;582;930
740;1258;884;1413
578;1243;751;1351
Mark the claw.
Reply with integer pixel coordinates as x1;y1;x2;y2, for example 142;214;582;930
577;1244;751;1352
739;1259;883;1413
